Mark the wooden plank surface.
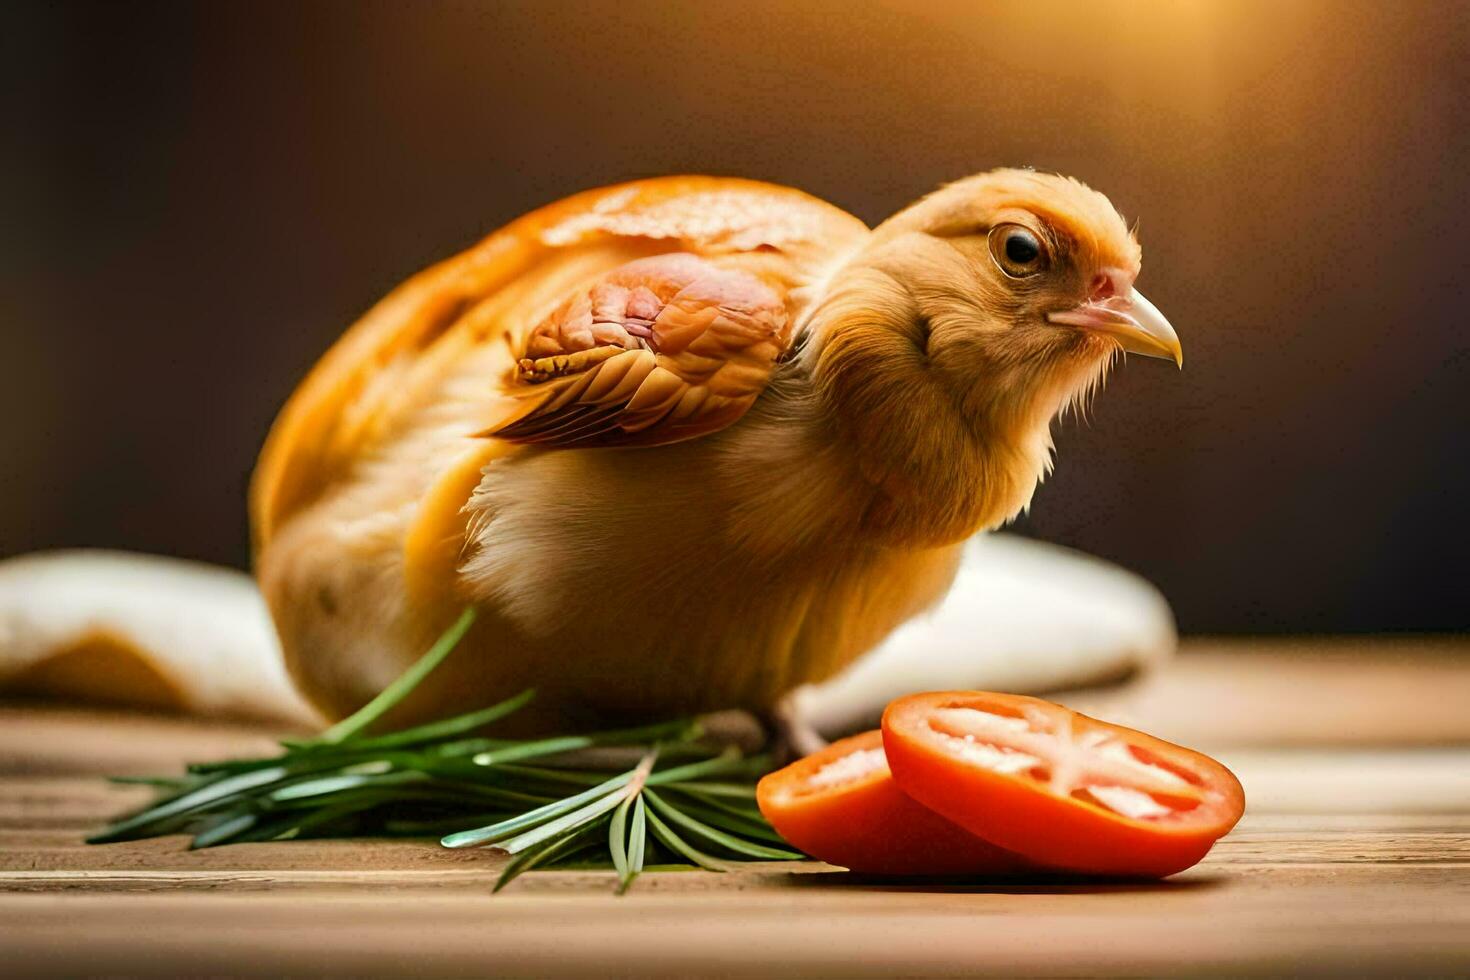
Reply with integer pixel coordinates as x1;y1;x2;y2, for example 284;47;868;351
1068;636;1470;747
2;639;1468;977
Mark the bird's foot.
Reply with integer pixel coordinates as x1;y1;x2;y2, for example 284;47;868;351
766;688;829;766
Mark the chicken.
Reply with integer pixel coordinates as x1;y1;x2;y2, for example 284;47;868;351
0;171;1180;735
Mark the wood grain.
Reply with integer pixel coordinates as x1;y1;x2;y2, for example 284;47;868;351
1064;635;1470;746
2;639;1467;977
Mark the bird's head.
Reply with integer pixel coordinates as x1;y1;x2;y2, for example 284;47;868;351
808;169;1181;542
870;168;1180;411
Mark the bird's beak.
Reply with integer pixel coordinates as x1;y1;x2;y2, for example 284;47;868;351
1047;288;1183;367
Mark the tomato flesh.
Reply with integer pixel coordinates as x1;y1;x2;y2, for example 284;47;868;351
756;730;1034;876
882;692;1245;877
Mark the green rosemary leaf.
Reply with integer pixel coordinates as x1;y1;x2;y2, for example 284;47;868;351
341;689;536;752
472;721;700;771
424;780;559;808
668;783;765;816
107;775;194;789
440;770;634;849
496;750;656;856
608;794;633;879
307;607;478;747
187;752;352;777
262;799;378;841
666;781;759;799
189;811;259;849
486;763;610;787
257;787;409;816
97;750;423;841
417;779;558;807
543;826;613;871
188;756;286;776
626;799;643;869
494;780;630;855
661;788;789;845
383;812;518;836
267;767;424;803
621;795;648;895
472;735;600;766
642;805;734;872
421;737;514;759
581;718;703;747
644;749;751;785
227;815;314;844
121;767;233;805
191;743;452;777
88;765;292;844
262;781;553;819
492;817;608;894
643;788;801;861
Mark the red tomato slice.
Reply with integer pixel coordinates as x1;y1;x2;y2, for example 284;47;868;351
882;691;1245;877
756;729;1034;876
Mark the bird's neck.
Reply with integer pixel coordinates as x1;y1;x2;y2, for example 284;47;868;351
786;266;1056;549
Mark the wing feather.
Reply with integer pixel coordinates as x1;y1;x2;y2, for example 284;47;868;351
484;253;793;449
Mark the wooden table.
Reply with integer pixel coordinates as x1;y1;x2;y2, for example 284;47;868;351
4;638;1468;977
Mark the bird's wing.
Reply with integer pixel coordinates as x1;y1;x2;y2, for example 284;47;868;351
250;176;866;549
482;252;792;448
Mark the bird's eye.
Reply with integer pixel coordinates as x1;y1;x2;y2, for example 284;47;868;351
988;224;1048;279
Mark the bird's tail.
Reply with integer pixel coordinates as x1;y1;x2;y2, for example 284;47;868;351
0;550;319;726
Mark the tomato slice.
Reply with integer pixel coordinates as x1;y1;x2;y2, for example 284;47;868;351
882;692;1245;877
756;730;1034;876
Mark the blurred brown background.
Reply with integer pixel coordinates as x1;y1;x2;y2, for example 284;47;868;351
2;0;1466;632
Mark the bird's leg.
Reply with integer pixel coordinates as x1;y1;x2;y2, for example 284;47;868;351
766;687;830;765
693;703;825;765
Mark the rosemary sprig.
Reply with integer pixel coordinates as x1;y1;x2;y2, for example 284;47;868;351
89;609;805;892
